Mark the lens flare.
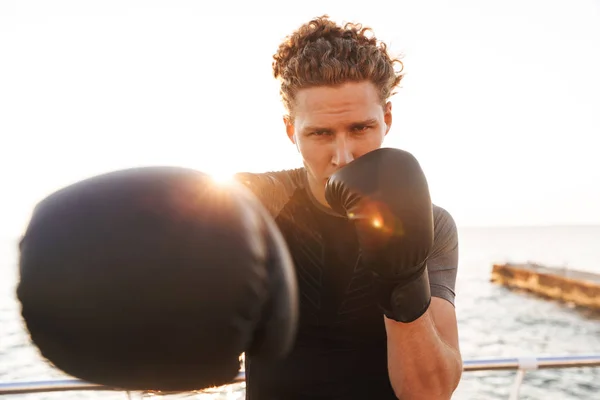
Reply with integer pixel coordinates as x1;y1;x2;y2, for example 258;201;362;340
371;217;383;229
208;170;235;185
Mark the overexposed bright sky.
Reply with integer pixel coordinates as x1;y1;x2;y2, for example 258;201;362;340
1;0;599;238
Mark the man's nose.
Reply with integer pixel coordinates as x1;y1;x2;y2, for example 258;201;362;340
331;136;354;167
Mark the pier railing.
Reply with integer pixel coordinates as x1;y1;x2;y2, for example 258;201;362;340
1;354;599;399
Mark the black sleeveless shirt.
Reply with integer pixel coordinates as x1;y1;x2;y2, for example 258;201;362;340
235;168;459;400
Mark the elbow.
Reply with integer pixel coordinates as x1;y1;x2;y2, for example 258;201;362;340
392;378;460;400
390;359;463;400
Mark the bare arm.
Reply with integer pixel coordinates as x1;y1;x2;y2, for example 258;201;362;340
386;206;462;399
385;299;462;399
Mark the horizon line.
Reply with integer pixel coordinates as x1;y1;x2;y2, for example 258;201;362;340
457;223;600;229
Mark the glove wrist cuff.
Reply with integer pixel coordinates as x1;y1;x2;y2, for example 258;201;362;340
382;266;431;323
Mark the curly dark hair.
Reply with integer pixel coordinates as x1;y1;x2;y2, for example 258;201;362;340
272;15;404;117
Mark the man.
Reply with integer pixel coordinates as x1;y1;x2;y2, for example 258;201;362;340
16;13;461;400
235;15;462;399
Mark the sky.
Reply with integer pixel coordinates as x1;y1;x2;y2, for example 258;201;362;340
1;0;599;238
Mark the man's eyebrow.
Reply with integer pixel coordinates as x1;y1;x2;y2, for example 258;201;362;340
302;119;378;132
302;125;333;133
350;118;378;127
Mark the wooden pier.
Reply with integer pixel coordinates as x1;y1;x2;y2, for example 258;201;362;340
491;262;600;310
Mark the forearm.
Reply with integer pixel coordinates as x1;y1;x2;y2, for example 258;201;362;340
385;309;462;400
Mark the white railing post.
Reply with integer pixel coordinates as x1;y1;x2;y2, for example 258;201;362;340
508;356;538;400
508;369;526;400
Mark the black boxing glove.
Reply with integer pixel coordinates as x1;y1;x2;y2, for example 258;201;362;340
17;166;298;392
325;148;434;323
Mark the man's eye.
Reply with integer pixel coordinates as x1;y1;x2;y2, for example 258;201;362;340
311;130;329;136
353;125;370;133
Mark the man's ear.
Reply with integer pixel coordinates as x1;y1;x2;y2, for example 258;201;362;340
284;115;296;144
383;102;393;135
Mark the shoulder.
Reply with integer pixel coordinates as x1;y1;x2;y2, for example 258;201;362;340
233;168;306;217
432;205;458;243
429;204;459;269
428;204;459;304
234;168;305;192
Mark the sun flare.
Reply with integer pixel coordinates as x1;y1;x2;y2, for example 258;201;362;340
209;171;235;184
205;166;238;186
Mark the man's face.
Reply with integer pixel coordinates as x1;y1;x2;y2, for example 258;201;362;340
285;80;392;206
